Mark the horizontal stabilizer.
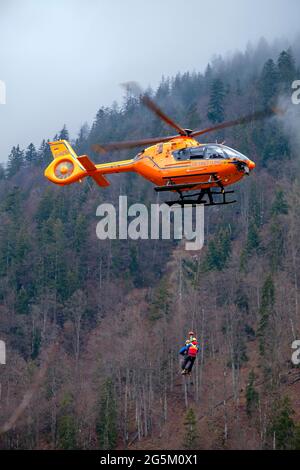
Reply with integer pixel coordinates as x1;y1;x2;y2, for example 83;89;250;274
77;155;110;187
91;173;110;187
77;155;96;171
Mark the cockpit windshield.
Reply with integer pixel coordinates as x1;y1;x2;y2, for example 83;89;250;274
222;146;249;162
133;151;144;161
172;144;249;161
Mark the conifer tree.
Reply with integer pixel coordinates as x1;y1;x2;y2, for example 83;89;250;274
204;63;212;92
156;76;170;100
271;189;288;216
207;78;225;123
187;101;200;129
204;226;231;271
96;379;117;450
59;124;69;141
57;415;77;449
183;408;199;449
149;280;171;321
268;219;285;272
277;49;296;93
268;397;295;450
37;139;52;166
246;221;260;252
0;163;5;180
259;59;278;106
24;143;38;166
57;393;77;449
6;145;24;177
75;123;90;155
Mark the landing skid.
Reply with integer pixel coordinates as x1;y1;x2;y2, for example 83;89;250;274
164;188;236;207
155;174;236;207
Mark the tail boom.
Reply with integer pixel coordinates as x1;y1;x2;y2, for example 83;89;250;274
44;140;135;187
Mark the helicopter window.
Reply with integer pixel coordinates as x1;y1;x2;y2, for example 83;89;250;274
133;151;143;161
173;146;206;160
157;143;164;154
205;145;225;159
172;148;190;160
189;147;206;159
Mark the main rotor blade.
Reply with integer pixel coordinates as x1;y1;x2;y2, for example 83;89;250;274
123;81;187;136
141;95;187;136
191;107;279;138
92;134;178;154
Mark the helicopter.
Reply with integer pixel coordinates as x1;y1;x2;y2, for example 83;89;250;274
44;83;278;206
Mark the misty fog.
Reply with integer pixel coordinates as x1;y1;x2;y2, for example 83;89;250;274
0;0;299;161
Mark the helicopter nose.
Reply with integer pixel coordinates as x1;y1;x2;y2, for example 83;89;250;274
247;160;256;171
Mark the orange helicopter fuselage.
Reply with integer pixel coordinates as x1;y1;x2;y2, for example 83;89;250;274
45;137;254;192
131;137;245;190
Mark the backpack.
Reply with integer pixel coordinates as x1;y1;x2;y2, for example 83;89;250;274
188;342;199;357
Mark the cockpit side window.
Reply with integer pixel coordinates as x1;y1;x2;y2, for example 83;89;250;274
189;146;206;159
172;148;190;160
173;146;206;161
205;145;225;159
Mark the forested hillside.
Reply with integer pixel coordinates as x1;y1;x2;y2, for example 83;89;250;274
0;38;300;450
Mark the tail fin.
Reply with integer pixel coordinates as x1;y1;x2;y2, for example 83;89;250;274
49;140;79;161
45;140;110;187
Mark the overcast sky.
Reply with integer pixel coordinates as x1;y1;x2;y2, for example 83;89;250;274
0;0;299;161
